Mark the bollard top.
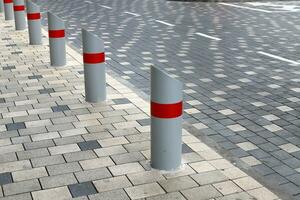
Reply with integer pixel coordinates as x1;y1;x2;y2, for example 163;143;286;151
47;12;65;30
26;0;40;13
13;0;24;6
82;29;104;53
151;66;182;104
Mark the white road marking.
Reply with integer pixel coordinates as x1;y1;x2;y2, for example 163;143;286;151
155;20;175;27
124;11;140;17
257;51;300;65
100;5;112;9
219;3;272;13
195;32;221;41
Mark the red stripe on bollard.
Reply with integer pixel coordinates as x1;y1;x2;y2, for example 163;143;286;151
151;101;183;119
4;0;13;3
48;30;65;38
27;13;41;20
83;52;105;64
13;5;25;11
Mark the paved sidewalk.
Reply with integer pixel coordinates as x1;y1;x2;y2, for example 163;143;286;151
0;16;280;200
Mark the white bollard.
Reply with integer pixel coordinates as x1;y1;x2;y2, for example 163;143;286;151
26;0;42;45
13;0;26;30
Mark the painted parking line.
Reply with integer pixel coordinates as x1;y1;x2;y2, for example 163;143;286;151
219;3;272;13
100;5;112;9
257;51;300;65
124;11;140;17
155;20;175;27
195;32;221;41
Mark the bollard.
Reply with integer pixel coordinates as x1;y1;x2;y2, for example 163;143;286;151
150;66;183;171
0;0;4;13
26;0;42;45
82;29;106;103
48;12;66;66
13;0;26;30
4;0;13;20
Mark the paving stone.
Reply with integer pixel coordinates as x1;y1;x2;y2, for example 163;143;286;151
93;176;132;193
75;167;112;183
89;189;130;200
78;140;101;151
48;144;80;155
247;187;279;200
215;192;254;200
79;157;115;170
31;155;65;167
47;162;82;176
109;162;144;176
17;148;49;160
146;192;186;200
3;179;41;196
0;193;32;200
12;167;47;182
125;183;165;199
191;170;228;185
111;152;145;164
213;180;243;195
68;181;98;198
159;176;198;192
181;185;222;200
40;173;77;189
189;161;216;173
32;186;72;200
127;170;165;185
5;122;25;131
64;150;97;162
94;145;127;157
0;160;32;174
0;173;12;185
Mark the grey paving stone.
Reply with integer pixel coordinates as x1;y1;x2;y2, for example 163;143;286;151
5;122;25;131
111;152;145;165
47;162;82;176
181;185;222;200
78;140;101;151
146;192;186;200
17;148;49;160
0;173;12;185
68;181;98;198
159;176;198;192
190;170;228;185
0;193;32;200
31;155;65;167
51;105;70;112
64;150;97;162
3;179;41;196
40;173;78;189
89;189;130;200
75;167;112;183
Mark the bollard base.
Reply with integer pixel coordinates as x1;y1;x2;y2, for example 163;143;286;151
148;160;186;173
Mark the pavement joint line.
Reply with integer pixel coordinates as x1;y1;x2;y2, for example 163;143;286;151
155;20;175;27
219;3;272;13
100;5;112;10
195;32;222;41
124;11;140;17
257;51;300;65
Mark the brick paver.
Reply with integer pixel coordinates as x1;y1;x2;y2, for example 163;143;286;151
0;10;284;200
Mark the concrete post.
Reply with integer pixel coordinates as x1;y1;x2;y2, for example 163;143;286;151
13;0;26;30
48;12;66;66
4;0;13;20
150;66;183;171
82;29;106;103
26;0;42;45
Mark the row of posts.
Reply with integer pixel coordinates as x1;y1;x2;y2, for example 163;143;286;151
0;0;183;171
